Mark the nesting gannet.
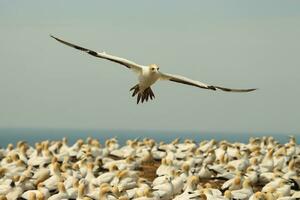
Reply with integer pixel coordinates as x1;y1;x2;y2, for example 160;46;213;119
260;148;274;172
202;150;216;165
126;178;151;199
156;158;175;177
91;164;118;186
249;192;265;200
65;179;79;199
152;177;174;200
51;35;257;104
132;187;159;200
198;164;214;179
152;175;169;187
173;188;200;200
221;174;242;191
104;156;138;171
84;162;96;183
99;186;117;200
110;170;138;192
43;162;63;191
245;167;258;185
47;182;69;200
110;140;137;158
262;177;284;193
76;181;90;200
283;159;297;179
230;179;253;200
21;183;50;200
16;174;35;192
264;187;278;200
202;183;224;198
181;176;199;195
5;182;23;200
276;180;291;198
197;188;224;200
171;171;184;195
32;167;50;185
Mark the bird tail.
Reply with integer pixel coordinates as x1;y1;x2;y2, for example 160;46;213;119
130;84;155;104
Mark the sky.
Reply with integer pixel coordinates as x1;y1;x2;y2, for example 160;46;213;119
0;1;300;134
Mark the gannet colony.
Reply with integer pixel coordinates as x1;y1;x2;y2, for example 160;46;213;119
0;136;299;200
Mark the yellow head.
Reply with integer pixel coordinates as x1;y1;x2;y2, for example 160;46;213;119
149;64;159;73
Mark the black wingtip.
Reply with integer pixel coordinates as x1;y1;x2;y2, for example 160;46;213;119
215;86;258;92
50;35;60;42
50;34;56;39
243;88;258;92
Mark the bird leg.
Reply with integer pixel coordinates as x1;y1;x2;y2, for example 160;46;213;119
130;84;140;97
130;84;155;104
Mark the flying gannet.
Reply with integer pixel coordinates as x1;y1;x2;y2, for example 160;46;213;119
51;35;257;104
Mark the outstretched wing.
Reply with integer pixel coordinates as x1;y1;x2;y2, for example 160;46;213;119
159;72;257;92
50;35;143;73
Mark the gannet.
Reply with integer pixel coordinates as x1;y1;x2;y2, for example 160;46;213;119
231;179;253;200
132;187;159;200
51;35;257;104
21;184;47;200
43;162;63;191
47;182;69;200
126;178;151;199
222;174;242;191
110;170;137;191
198;164;214;179
171;171;184;195
99;186;118;200
5;185;23;200
249;192;265;200
152;177;174;200
91;164;118;186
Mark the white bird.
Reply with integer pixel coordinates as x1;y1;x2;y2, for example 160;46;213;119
0;179;13;196
198;164;214;179
5;187;23;200
153;177;174;200
262;178;283;193
21;183;50;200
221;174;242;191
51;35;257;104
231;179;253;200
249;192;265;200
171;171;185;195
43;162;63;191
132;187;159;200
110;170;137;192
180;176;199;196
48;182;69;200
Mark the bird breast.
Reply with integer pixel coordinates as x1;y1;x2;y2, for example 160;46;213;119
138;70;160;90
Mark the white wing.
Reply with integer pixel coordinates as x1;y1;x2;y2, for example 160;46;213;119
159;72;257;92
51;35;143;73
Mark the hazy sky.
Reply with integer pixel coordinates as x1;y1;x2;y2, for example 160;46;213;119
0;1;300;134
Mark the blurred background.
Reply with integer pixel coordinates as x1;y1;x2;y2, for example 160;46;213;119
0;1;299;143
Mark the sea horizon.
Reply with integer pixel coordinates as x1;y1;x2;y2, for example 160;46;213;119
0;127;298;147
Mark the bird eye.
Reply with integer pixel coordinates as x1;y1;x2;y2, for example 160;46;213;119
157;68;159;70
152;68;155;71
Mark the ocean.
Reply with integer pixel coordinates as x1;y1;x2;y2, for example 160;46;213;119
0;128;299;147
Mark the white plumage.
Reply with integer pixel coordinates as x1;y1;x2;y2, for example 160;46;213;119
51;35;257;104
